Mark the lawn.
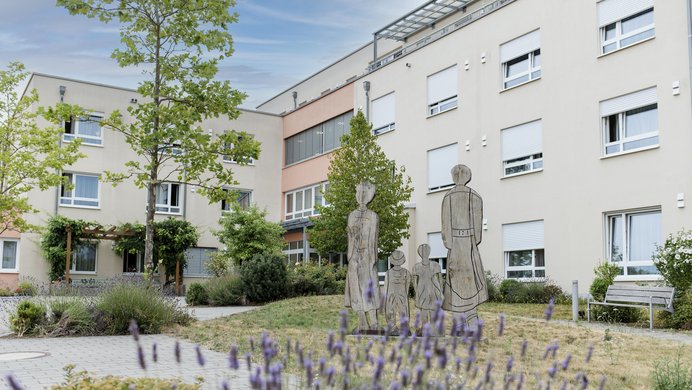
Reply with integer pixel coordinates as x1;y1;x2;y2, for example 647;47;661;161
172;295;691;389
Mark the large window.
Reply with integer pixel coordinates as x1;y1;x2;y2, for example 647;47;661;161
601;87;658;156
427;143;458;192
64;114;103;145
598;0;654;54
501;120;543;177
500;30;541;89
427;232;447;274
221;189;252;212
371;92;395;135
285;182;328;221
60;173;100;208
1;239;18;272
72;243;97;273
184;247;216;277
285;111;354;165
503;220;545;279
607;209;661;277
155;182;181;214
427;65;458;116
123;251;145;273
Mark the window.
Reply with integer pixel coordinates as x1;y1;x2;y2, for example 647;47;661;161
60;173;100;208
184;247;216;277
155;182;181;214
427;65;458;116
427;143;458;192
501;30;541;89
427;232;447;274
221;189;252;212
159;140;183;156
285;111;354;165
601;87;658;155
607;209;661;277
223;136;255;165
284;182;328;221
284;240;305;264
503;220;545;279
123;251;145;273
64;114;103;145
371;92;396;135
598;0;654;54
72;243;97;273
0;239;18;272
501;120;543;176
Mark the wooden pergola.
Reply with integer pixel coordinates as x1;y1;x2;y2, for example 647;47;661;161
64;224;135;283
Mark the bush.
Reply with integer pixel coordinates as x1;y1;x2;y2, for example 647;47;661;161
206;252;234;277
289;262;342;297
47;298;95;336
499;279;528;303
206;275;245;306
10;300;46;336
651;348;692;390
497;279;567;304
654;229;692;293
659;287;692;330
0;287;12;296
98;283;192;334
240;253;289;303
589;262;640;323
15;280;37;296
186;283;208;306
485;272;501;302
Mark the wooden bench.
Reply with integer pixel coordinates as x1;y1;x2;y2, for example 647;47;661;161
587;285;675;330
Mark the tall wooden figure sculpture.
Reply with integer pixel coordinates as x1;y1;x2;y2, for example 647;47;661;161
441;164;488;326
413;243;443;326
344;182;381;331
384;250;411;328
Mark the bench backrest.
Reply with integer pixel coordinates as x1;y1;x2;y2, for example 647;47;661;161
604;285;675;308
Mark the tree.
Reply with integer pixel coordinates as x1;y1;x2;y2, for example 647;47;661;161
0;62;84;234
58;0;261;268
155;218;199;283
310;111;413;259
215;203;285;266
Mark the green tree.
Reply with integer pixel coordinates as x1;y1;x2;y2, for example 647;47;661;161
215;203;285;266
0;62;85;234
155;218;199;283
58;0;261;268
310;110;413;259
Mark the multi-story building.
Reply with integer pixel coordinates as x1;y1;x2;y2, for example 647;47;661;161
3;0;691;293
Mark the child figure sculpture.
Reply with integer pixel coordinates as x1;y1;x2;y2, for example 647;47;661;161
413;243;443;327
384;250;411;330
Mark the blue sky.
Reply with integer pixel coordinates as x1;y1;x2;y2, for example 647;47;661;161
0;0;422;108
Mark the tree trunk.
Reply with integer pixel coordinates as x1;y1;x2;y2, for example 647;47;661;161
144;172;157;269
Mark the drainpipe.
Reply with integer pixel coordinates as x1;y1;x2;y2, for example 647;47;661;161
55;86;67;216
292;91;298;109
687;0;692;107
363;81;371;120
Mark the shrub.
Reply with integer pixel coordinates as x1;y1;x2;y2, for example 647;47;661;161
98;283;192;334
485;272;501;302
651;348;692;390
215;204;285;266
206;251;234;277
206;275;245;306
497;279;567;304
589;262;640;323
240;253;289;303
0;287;12;296
659;287;692;330
654;229;692;293
15;280;37;296
186;283;208;306
10;300;46;336
289;262;342;297
499;279;528;303
47;298;95;336
56;365;200;389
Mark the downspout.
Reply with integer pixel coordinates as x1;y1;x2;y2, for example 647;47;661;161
363;81;371;120
55;86;67;216
687;0;692;108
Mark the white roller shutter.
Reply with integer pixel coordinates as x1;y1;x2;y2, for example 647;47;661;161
427;232;447;259
598;0;654;27
501;120;542;161
503;220;545;251
500;30;540;62
427;143;458;190
427;65;458;105
600;87;657;116
371;92;395;129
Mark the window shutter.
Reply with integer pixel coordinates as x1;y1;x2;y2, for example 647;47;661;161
371;92;395;129
503;220;544;251
427;232;447;259
500;30;540;62
598;0;654;27
427;143;458;190
600;87;657;116
427;65;458;105
501;120;542;161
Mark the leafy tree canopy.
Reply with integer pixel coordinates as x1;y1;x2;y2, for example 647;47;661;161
215;203;285;266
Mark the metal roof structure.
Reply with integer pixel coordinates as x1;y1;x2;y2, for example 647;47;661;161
373;0;473;42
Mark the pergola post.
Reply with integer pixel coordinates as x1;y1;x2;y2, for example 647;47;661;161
175;258;181;296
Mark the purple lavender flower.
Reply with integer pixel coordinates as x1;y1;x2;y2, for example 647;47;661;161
137;344;146;370
304;358;313;387
435;310;445;335
413;364;424;386
152;342;158;363
498;313;506;337
585;343;594;363
424;349;432;370
484;361;493;384
229;345;239;370
326;366;336;386
319;357;327;374
195;345;205;367
340;310;349;339
174;341;181;364
455;356;462;373
5;374;22;390
560;380;567;390
245;352;252;371
221;380;229;390
314;379;321;390
249;366;262;389
580;373;589;390
517;372;524;390
474;320;484;342
326;331;335;353
389;380;402;390
561;354;572;370
520;340;528;358
547;362;557;379
414;311;421;330
334;340;343;356
551;340;559;359
598;376;606;390
249;336;255;351
544;297;555;321
400;369;410;386
506;355;514;372
128;319;139;342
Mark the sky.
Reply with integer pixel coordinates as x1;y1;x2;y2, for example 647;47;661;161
0;0;423;109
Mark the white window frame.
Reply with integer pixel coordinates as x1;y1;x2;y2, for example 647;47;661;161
501;120;543;177
371;92;396;136
71;242;97;274
154;182;182;215
606;208;662;279
502;49;541;90
602;103;658;156
0;239;19;272
505;249;545;280
284;182;328;221
427;232;447;275
221;188;252;212
60;173;101;209
63;113;104;146
600;8;654;55
427;143;458;192
427;66;458;117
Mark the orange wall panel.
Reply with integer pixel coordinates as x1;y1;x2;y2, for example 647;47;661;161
282;84;354;138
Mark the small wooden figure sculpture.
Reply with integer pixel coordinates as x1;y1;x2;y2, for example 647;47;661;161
344;181;381;331
413;243;443;326
384;250;411;328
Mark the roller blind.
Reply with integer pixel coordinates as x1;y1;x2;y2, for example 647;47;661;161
371;92;395;129
503;220;544;251
500;30;540;62
427;232;447;259
598;0;654;27
501;120;542;161
600;87;657;116
427;65;458;105
427;143;458;190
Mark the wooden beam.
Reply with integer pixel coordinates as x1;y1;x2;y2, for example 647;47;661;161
65;225;72;284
